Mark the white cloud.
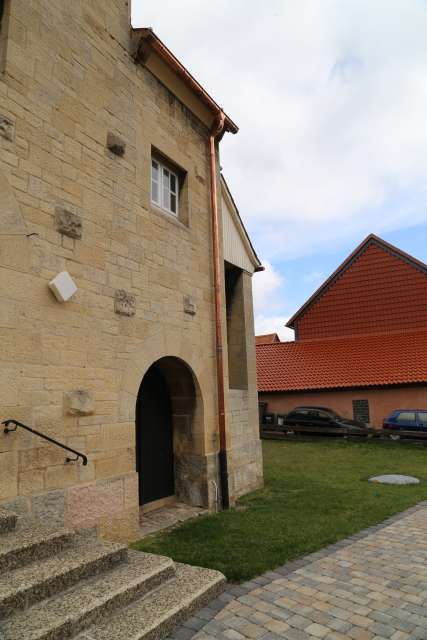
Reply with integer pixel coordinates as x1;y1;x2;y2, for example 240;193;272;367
252;260;284;310
251;261;294;340
132;0;427;260
255;315;295;342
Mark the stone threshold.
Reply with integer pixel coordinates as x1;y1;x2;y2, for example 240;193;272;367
138;502;208;539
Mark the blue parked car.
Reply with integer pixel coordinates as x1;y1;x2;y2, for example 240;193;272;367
383;410;427;439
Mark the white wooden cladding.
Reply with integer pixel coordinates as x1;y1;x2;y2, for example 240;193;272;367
221;195;255;274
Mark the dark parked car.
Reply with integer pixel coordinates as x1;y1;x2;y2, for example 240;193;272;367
281;406;372;437
383;410;427;439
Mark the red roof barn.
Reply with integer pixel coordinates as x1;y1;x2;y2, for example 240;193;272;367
256;235;427;427
255;333;280;345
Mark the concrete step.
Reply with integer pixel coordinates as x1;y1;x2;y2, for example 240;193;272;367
0;526;74;573
0;510;17;534
0;550;176;640
0;536;127;618
79;563;226;640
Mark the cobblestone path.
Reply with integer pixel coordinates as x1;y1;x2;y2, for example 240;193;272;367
168;501;427;640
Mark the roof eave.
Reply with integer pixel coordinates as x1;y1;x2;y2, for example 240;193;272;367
131;28;238;135
259;380;427;394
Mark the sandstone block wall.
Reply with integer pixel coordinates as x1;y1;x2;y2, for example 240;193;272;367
225;272;263;497
0;0;263;538
228;389;263;497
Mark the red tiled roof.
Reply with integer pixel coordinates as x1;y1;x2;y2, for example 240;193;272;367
256;333;280;345
256;329;427;392
288;235;427;340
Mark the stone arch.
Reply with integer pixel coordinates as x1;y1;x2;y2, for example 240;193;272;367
121;326;219;508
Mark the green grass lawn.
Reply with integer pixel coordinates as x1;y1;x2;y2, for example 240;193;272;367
132;440;427;582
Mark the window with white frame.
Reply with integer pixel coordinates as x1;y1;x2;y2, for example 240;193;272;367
151;158;179;216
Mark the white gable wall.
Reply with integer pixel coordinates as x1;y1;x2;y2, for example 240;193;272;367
221;195;255;274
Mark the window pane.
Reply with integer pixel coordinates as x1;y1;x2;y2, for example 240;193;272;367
162;168;170;210
151;160;160;204
163;187;170;211
396;412;416;422
151;160;181;215
418;412;427;423
152;160;159;181
152;180;159;204
170;193;177;214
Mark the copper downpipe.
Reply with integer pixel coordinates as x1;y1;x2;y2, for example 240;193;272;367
209;110;229;509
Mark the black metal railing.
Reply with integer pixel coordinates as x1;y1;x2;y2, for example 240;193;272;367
2;419;88;465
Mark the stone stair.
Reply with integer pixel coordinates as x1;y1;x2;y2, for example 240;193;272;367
0;510;225;640
0;511;16;534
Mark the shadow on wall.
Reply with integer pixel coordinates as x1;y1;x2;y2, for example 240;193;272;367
0;169;33;273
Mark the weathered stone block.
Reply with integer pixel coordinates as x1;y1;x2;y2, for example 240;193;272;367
0;452;18;501
95;448;134;480
64;390;95;416
0;236;31;272
0;170;27;235
32;489;65;527
98;505;140;543
0;496;31;520
106;132;126;157
0;115;14;141
183;295;197;315
114;289;136;316
19;469;45;496
174;453;211;508
123;473;139;510
19;447;66;471
65;478;124;529
55;207;82;239
46;463;78;490
0;366;19;407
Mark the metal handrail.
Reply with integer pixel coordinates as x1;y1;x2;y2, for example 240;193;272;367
2;419;88;465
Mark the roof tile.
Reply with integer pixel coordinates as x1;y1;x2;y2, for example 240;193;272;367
292;238;427;340
255;333;280;345
256;330;427;392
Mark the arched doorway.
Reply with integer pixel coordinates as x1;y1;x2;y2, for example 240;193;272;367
135;364;175;505
135;356;203;509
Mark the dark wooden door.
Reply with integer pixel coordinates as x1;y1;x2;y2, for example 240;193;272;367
136;366;175;505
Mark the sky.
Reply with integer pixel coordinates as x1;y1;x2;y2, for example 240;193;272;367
132;1;427;341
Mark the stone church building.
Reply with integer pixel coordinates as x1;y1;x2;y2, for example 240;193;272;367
0;0;263;541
